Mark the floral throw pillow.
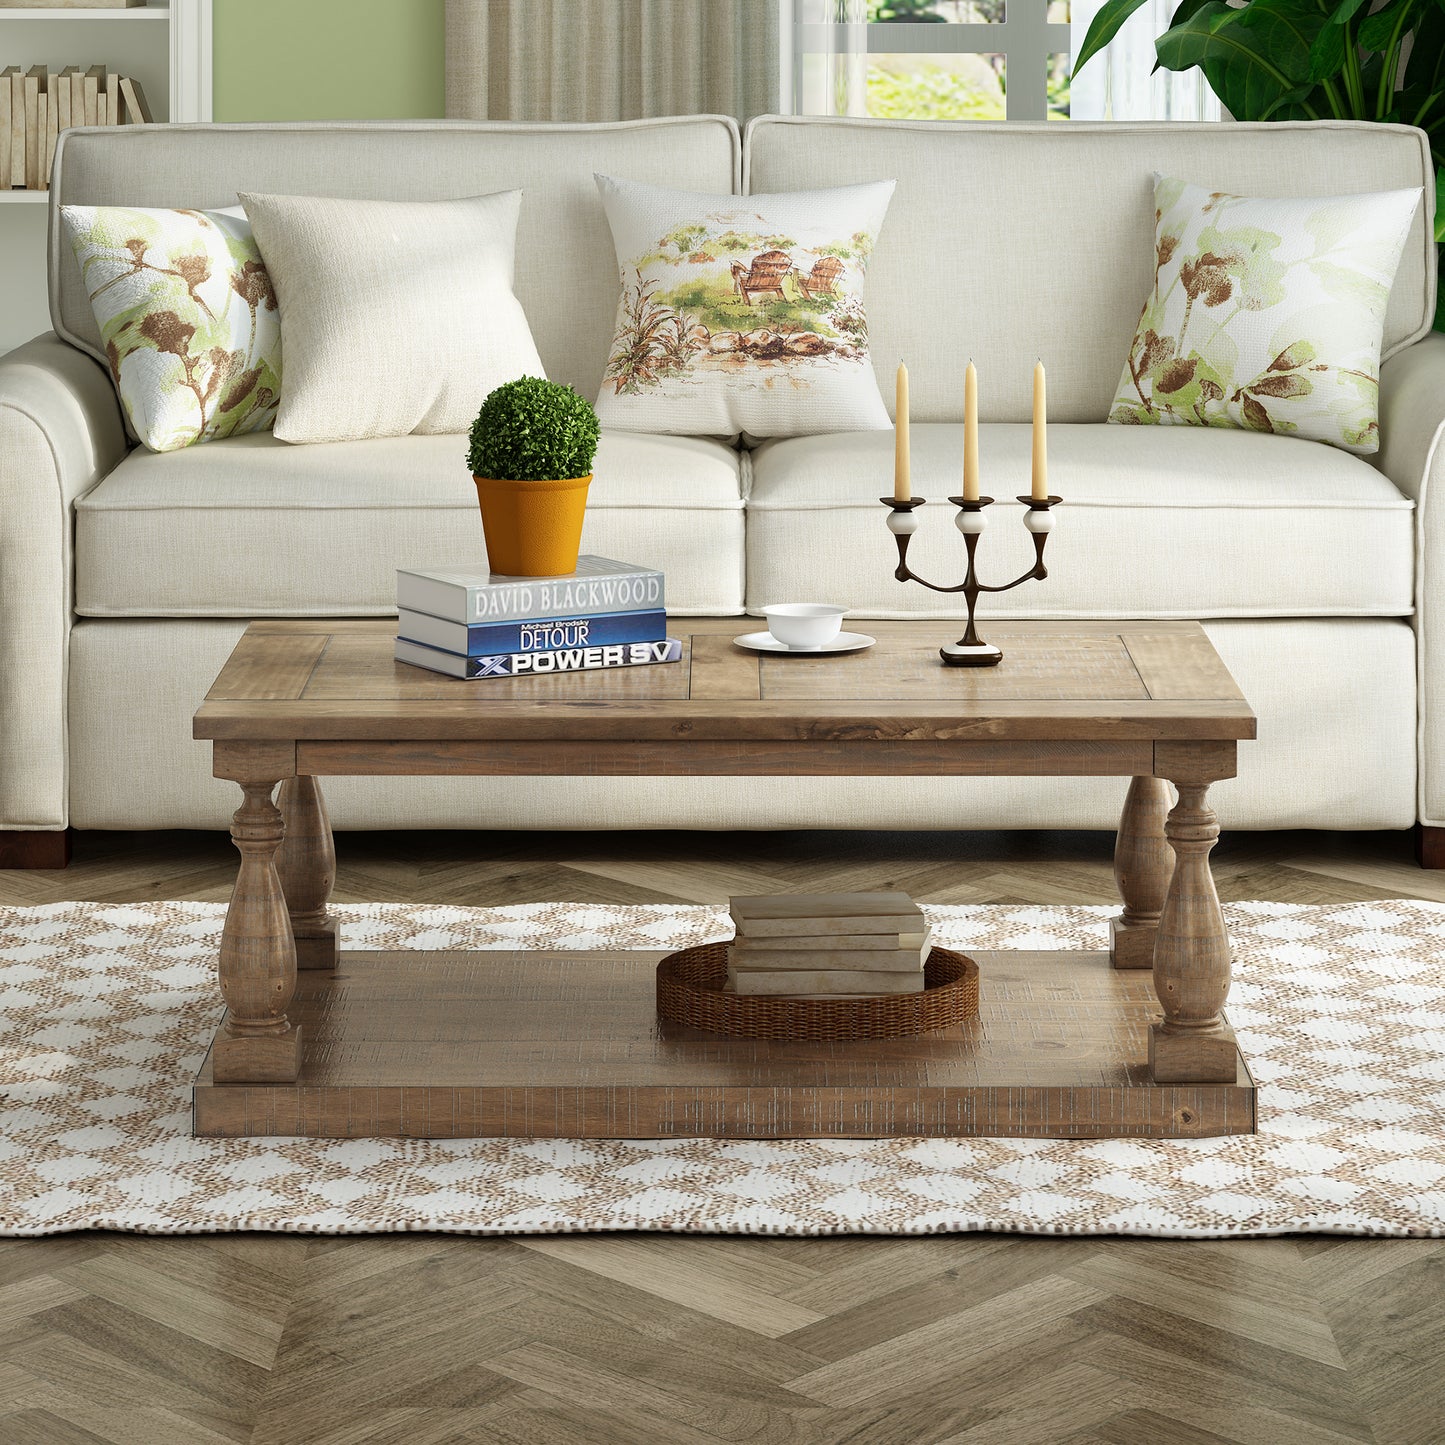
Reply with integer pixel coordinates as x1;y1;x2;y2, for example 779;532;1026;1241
1109;178;1420;455
60;205;281;453
594;175;896;438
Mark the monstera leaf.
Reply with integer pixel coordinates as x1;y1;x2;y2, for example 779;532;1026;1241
1154;0;1329;120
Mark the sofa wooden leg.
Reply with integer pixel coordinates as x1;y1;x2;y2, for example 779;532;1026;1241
1418;826;1445;869
0;829;72;869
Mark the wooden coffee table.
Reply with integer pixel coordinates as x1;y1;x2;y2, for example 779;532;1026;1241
191;619;1257;1139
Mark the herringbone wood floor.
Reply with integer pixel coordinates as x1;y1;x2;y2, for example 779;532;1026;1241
3;825;1443;1445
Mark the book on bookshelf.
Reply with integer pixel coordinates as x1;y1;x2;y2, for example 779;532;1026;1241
397;607;667;658
397;556;664;625
395;637;682;680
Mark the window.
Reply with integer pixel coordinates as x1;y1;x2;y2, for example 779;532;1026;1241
791;1;1072;123
788;1;1219;123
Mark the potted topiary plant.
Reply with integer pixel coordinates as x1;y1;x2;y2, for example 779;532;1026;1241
468;376;601;576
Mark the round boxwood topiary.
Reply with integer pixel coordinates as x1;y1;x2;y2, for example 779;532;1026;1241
467;376;600;482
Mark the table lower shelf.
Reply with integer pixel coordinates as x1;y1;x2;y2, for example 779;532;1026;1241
192;948;1255;1140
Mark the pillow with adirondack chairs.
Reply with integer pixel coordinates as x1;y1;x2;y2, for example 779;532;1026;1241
594;173;895;438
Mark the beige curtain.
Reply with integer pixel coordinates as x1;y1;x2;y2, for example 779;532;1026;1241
445;0;780;123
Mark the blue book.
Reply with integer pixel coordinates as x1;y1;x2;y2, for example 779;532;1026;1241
397;607;667;658
395;637;683;680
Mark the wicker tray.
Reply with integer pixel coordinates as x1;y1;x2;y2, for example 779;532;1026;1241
655;941;980;1041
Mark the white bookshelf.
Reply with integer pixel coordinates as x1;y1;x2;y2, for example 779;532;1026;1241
0;0;212;350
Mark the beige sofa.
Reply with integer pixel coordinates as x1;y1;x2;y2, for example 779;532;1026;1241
1;115;1441;852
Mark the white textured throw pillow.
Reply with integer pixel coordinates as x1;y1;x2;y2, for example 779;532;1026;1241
594;174;895;438
1109;177;1420;454
239;190;544;444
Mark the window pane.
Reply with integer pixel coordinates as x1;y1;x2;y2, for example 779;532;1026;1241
867;1;1005;19
1047;1;1071;20
866;54;1006;119
1047;53;1070;120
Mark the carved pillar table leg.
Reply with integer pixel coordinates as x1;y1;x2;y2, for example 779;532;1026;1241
276;776;338;970
215;780;302;1083
1110;776;1173;970
1150;779;1237;1083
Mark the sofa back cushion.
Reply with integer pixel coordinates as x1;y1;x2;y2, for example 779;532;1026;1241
745;118;1438;424
49;118;740;403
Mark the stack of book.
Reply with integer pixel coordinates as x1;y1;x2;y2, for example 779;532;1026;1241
727;892;932;997
1;66;153;192
395;555;681;680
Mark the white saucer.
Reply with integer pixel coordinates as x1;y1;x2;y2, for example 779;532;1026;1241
734;631;876;656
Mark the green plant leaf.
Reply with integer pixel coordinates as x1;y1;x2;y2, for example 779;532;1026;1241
1260;82;1319;117
1358;0;1417;51
1073;0;1153;73
1436;166;1445;245
1307;17;1345;81
1157;0;1325;120
1326;0;1371;25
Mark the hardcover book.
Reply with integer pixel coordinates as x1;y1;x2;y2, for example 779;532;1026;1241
397;607;667;658
726;968;926;996
395;637;682;680
397;556;665;625
729;931;931;973
729;892;925;939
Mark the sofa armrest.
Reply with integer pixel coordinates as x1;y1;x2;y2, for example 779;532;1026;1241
0;333;128;830
1379;331;1445;827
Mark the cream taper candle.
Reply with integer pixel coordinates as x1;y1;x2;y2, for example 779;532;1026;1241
894;362;911;502
963;359;979;502
1031;358;1048;501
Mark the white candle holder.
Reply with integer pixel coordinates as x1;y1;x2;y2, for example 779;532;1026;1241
879;493;1062;667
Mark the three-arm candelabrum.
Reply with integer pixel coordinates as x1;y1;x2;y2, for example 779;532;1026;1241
879;493;1061;666
883;358;1059;667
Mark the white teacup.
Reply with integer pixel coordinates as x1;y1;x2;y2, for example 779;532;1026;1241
762;603;848;649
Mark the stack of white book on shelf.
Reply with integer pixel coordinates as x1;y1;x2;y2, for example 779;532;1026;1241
394;555;681;680
727;892;931;996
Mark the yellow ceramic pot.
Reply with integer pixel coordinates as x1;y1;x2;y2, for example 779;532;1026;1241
473;473;592;577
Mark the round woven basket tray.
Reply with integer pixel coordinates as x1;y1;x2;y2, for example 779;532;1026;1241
655;941;980;1041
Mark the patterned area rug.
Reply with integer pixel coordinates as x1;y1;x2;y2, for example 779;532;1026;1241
2;900;1443;1239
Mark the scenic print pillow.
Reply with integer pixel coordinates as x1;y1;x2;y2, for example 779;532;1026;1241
594;174;896;438
60;204;281;453
1108;177;1420;455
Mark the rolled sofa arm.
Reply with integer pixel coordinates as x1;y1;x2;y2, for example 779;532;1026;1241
0;332;128;830
1378;330;1445;827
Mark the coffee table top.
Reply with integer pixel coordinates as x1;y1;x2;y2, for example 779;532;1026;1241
194;619;1253;745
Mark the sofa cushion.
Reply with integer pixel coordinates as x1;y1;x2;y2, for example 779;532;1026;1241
76;431;744;616
745;118;1437;425
747;424;1413;619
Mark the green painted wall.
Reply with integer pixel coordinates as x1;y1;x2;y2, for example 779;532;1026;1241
213;0;445;122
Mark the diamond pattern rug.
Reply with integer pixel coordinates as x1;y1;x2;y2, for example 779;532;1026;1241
1;900;1442;1239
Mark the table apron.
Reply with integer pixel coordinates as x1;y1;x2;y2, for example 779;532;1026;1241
288;738;1160;778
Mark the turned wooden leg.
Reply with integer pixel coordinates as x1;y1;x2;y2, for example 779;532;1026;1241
1150;779;1237;1084
214;780;302;1084
1110;776;1173;969
276;776;338;970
